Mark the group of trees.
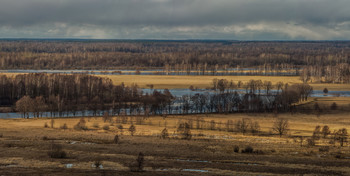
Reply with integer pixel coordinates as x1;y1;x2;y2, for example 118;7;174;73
1;75;313;118
0;73;173;118
300;63;350;83
311;125;348;147
182;79;312;114
0;40;349;78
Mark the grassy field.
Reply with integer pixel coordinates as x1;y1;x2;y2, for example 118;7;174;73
0;112;349;175
2;73;350;91
100;75;350;91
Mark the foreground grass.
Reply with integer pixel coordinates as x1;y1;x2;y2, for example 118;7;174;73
0;112;349;175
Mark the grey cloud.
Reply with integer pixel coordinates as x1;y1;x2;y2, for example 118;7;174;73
0;0;350;39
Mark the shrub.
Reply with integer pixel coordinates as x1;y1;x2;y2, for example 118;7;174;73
134;152;145;172
103;112;112;122
323;88;328;94
233;145;239;153
50;119;55;128
322;125;331;138
74;118;88;131
0;133;3;138
44;122;49;128
319;146;330;152
93;123;99;128
177;122;192;140
113;135;119;144
60;123;68;130
117;125;124;135
103;125;110;130
331;102;337;110
129;124;136;136
242;146;254;153
93;160;102;169
160;128;169;139
254;150;265;154
42;136;49;140
306;138;316;147
48;142;66;158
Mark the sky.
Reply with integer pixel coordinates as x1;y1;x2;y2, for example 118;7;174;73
0;0;350;40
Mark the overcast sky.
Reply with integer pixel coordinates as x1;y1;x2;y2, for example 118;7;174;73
0;0;350;40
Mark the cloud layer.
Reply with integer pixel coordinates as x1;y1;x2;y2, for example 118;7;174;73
0;0;350;40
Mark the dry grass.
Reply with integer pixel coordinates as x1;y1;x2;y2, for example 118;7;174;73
0;112;350;175
99;75;350;91
2;73;350;91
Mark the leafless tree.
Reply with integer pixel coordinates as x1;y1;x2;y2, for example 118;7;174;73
273;118;289;137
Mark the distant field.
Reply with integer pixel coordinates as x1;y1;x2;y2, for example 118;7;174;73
100;75;350;91
2;73;350;91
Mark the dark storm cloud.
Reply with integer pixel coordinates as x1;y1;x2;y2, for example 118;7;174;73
0;0;350;39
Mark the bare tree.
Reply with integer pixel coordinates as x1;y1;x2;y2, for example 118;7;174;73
129;124;136;136
235;118;250;135
335;128;348;147
16;96;33;118
177;122;192;140
272;118;289;137
321;125;331;138
250;121;261;135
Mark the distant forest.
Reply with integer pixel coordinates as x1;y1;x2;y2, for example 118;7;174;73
0;40;349;69
0;40;349;83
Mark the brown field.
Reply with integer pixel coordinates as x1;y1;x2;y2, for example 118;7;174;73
0;111;349;175
99;75;350;91
2;73;350;91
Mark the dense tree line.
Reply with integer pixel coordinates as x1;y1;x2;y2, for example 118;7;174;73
180;79;312;114
0;73;173;118
0;74;312;118
0;40;349;75
300;63;350;83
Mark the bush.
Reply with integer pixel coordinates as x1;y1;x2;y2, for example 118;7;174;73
254;150;265;154
319;146;330;152
48;142;66;158
50;119;55;128
93;123;99;128
233;145;239;153
60;123;68;130
129;124;136;136
0;133;3;138
177;123;192;140
331;102;337;110
74;118;88;131
306;138;316;147
160;128;169;139
44;122;49;128
42;136;49;140
93;160;102;169
323;88;328;94
103;125;110;130
113;135;119;144
241;146;254;153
